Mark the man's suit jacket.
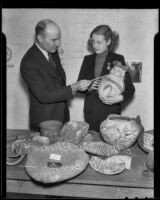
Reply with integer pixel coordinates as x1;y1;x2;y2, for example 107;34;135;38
20;44;73;130
77;52;135;131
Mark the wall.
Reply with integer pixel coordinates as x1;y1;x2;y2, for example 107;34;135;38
2;9;158;130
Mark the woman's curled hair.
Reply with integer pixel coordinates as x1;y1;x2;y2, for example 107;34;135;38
87;25;119;53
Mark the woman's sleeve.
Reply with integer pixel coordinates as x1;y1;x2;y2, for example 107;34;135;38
120;56;135;102
20;60;73;103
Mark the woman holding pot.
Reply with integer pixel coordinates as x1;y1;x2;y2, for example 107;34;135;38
78;25;135;132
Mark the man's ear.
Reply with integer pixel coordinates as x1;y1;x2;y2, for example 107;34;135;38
37;34;43;43
107;38;111;46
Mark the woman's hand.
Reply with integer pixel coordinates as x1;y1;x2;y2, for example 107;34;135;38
71;80;92;92
101;94;124;105
88;79;101;91
78;80;92;91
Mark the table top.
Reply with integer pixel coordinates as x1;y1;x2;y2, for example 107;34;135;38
6;129;154;199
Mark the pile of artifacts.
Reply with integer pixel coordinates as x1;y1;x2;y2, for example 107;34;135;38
7;114;144;183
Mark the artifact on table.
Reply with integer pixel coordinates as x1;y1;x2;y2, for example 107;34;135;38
89;155;126;175
98;61;128;102
7;135;49;165
100;114;143;150
80;141;119;157
79;131;94;143
137;130;154;153
7;135;89;183
59;121;89;145
7;120;90;166
39;120;63;144
7;121;90;166
25;142;89;183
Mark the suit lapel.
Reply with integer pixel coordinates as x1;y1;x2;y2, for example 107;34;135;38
33;45;64;82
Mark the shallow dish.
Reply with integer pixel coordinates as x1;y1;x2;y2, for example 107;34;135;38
89;156;125;175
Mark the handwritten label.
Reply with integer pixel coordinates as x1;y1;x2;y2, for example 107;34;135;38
50;154;61;161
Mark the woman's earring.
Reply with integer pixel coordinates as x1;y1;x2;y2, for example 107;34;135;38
107;63;111;70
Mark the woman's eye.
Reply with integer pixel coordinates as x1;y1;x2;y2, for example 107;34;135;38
52;39;57;42
92;41;101;45
95;41;98;44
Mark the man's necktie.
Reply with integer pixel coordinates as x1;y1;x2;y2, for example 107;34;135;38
48;52;63;83
48;53;56;69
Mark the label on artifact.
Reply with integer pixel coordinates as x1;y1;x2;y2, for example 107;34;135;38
143;132;153;151
50;154;61;161
124;156;132;169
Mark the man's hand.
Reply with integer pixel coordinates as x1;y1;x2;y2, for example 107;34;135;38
101;94;124;105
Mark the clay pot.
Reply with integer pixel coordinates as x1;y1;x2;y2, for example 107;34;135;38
39;120;63;144
100;114;142;150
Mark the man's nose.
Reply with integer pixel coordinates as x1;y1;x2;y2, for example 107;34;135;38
55;39;60;47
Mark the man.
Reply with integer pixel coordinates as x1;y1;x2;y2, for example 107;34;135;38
20;19;91;131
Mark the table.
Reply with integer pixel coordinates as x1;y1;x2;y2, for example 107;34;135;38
6;129;154;199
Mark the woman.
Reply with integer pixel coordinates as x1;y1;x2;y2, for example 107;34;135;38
78;25;135;132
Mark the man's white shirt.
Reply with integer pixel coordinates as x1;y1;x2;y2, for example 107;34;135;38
35;42;49;61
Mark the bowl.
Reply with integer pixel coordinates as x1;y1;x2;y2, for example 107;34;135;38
39;120;63;144
100;114;143;150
